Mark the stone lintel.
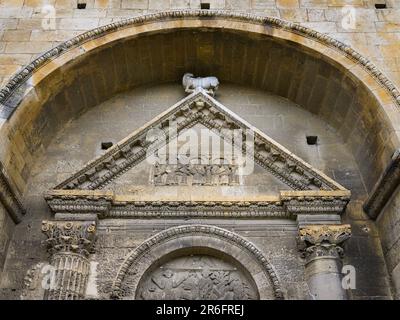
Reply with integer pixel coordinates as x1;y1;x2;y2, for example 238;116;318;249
364;149;400;220
0;161;26;223
44;189;351;220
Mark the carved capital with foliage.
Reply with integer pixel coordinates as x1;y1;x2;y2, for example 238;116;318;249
297;224;351;261
41;220;97;258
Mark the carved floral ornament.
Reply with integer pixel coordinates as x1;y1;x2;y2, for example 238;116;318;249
41;220;97;258
297;224;352;260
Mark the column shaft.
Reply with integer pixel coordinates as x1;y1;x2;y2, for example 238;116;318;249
42;220;96;300
298;224;351;300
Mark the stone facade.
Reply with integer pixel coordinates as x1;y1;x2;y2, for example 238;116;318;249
0;2;399;300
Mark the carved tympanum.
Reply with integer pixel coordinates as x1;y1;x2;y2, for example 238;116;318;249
297;225;351;260
136;255;258;300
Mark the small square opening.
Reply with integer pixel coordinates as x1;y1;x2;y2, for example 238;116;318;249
201;3;210;9
101;142;113;150
375;3;387;9
306;136;318;145
77;2;87;9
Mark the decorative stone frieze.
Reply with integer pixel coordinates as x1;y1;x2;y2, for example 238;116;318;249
0;162;26;223
297;225;351;260
44;190;352;220
281;190;350;217
152;161;240;186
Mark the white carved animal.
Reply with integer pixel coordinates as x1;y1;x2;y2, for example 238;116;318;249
182;73;219;96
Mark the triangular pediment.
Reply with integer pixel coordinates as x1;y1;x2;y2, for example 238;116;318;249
55;89;346;192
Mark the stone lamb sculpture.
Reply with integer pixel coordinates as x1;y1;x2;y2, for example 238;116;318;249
182;73;219;96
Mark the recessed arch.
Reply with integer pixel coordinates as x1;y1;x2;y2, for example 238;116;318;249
0;10;398;196
111;224;284;300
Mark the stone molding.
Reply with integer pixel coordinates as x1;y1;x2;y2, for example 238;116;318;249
41;220;97;258
54;90;345;192
297;224;351;261
1;10;399;119
364;149;400;219
0;162;26;223
110;224;284;299
44;190;350;219
281;191;350;216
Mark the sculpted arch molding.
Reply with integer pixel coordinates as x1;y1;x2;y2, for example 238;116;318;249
111;225;284;300
0;10;399;109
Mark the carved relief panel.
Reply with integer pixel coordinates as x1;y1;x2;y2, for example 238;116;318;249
136;255;258;300
151;162;240;186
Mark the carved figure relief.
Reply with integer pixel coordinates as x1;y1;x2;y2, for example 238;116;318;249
137;255;258;300
152;162;240;186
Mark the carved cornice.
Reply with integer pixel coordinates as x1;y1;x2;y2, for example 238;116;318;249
281;191;350;215
1;10;399;119
54;91;345;192
44;190;350;219
111;224;284;299
364;149;400;219
0;162;26;223
41;220;97;258
297;225;351;260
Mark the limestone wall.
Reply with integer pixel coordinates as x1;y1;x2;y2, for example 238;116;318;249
0;201;13;279
377;185;400;298
0;0;399;300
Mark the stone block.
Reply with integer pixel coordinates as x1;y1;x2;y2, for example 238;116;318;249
225;0;251;10
2;30;31;42
276;0;299;9
58;18;99;30
148;0;170;10
4;41;53;54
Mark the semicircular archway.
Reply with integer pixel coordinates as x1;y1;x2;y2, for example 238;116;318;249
0;10;398;198
111;224;284;300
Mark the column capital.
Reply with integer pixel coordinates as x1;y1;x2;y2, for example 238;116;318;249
41;220;96;258
297;224;351;260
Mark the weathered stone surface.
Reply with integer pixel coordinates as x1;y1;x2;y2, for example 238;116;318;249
0;4;399;300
